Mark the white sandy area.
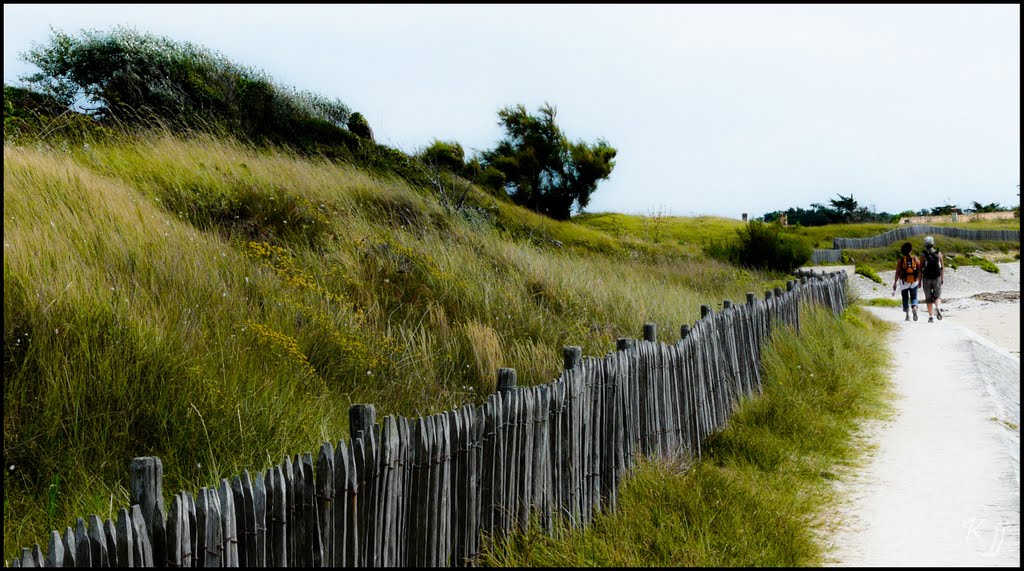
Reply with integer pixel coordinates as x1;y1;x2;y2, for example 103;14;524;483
803;262;1020;566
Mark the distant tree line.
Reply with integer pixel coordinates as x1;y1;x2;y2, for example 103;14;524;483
761;194;1015;226
6;26;616;223
761;194;895;226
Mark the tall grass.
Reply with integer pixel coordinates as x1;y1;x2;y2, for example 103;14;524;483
573;211;743;255
480;306;894;566
3;133;789;559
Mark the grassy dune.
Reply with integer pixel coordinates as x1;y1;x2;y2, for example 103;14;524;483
4;134;791;558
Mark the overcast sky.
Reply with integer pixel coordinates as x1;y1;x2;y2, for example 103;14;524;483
4;4;1020;219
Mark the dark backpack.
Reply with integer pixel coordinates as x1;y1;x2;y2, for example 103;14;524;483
922;249;941;279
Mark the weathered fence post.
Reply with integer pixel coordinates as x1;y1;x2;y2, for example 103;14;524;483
497;368;518;393
722;300;733;310
616;338;635;351
316;442;335;567
350;401;375;567
114;509;132;567
88;514;110;566
746;292;756;306
45;530;64;567
701;305;712;319
643;322;657;343
166;495;183;568
61;526;77;568
218;478;240;566
77;518;93;567
350;404;378;442
680;324;691;340
564;346;582;371
129;456;165;566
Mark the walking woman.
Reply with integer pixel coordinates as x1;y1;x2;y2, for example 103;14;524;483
892;241;922;321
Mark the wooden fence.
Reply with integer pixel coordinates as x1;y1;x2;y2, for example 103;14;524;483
7;272;849;568
810;249;843;264
831;224;1019;250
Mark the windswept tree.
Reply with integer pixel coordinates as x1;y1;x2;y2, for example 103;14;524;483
970;201;1006;213
829;193;858;221
479;103;616;220
929;203;958;216
18;26;355;148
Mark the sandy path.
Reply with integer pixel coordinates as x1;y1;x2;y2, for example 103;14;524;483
821;262;1020;566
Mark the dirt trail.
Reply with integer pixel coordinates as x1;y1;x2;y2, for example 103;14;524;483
822;262;1020;566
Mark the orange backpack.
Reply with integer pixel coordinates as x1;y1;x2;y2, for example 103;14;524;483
898;255;919;283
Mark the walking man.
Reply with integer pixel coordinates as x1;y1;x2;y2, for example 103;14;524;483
920;236;945;322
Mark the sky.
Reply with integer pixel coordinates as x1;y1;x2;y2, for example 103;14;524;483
3;4;1020;219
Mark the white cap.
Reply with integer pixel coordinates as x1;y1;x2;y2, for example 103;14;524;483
924;236;935;246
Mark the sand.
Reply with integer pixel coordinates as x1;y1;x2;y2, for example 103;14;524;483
814;262;1021;566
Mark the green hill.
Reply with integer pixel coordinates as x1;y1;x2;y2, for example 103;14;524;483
3;132;790;558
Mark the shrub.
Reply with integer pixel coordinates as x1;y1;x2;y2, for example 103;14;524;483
347;112;373;141
855;264;883;284
701;238;740;266
418;139;465;172
733;221;812;273
977;258;1000;274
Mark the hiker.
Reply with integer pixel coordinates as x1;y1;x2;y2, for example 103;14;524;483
892;241;921;321
920;235;945;322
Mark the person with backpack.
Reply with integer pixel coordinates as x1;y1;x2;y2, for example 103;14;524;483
892;241;922;321
920;235;945;322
